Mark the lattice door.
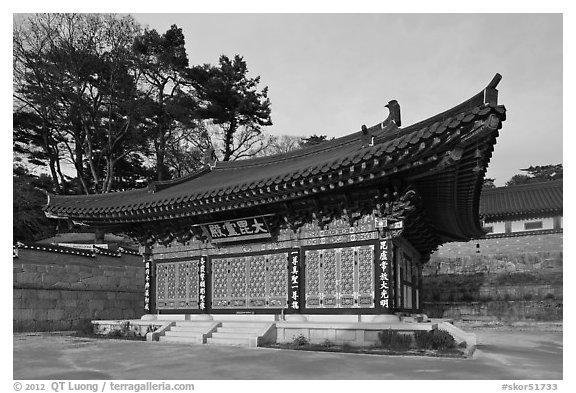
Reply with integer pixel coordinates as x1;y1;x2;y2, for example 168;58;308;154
156;260;200;310
211;253;288;309
304;245;374;309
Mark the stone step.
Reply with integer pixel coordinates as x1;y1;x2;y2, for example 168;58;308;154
174;321;217;327
159;335;203;344
164;331;203;338
216;326;263;334
170;326;211;333
206;336;252;346
217;322;270;328
211;332;258;339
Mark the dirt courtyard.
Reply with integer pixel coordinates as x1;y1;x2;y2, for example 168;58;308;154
12;327;562;380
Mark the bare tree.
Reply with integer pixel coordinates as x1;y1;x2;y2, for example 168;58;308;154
14;13;144;194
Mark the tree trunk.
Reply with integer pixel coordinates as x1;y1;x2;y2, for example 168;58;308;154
156;129;168;181
223;119;236;161
103;158;114;193
55;158;69;195
74;138;90;194
47;159;61;194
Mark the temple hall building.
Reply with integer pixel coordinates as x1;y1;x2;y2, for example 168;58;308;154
480;179;562;236
43;75;506;347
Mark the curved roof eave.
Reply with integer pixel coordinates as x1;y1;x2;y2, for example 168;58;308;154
44;74;506;238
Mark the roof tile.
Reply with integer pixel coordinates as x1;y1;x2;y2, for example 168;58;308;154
480;180;562;220
44;84;507;223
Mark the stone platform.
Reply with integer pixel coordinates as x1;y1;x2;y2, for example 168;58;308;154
92;313;476;348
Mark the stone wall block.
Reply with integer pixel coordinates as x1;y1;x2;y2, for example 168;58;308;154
46;309;65;320
22;264;38;273
14;251;144;332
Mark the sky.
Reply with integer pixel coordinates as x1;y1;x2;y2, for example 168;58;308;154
128;13;563;186
6;11;564;186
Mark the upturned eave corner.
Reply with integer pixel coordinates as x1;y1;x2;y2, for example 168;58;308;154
483;73;502;106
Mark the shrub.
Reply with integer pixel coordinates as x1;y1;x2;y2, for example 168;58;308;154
292;334;309;346
378;329;394;348
321;339;334;348
104;321;137;339
106;329;124;338
414;329;456;351
377;329;413;350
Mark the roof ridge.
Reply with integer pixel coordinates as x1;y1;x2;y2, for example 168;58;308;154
49;187;148;201
148;165;212;193
485;179;563;193
213;130;367;170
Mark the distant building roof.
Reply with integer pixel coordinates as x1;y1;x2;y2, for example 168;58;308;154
37;232;140;252
480;180;563;221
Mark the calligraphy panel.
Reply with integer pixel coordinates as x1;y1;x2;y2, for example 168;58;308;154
205;216;272;243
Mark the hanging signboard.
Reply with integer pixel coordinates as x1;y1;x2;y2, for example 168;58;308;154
203;216;272;244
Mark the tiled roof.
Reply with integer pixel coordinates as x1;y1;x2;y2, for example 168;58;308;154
480;180;563;221
12;242;141;258
44;75;507;249
46;108;504;223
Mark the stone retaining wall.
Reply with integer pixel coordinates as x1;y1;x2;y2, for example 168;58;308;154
422;232;562;323
424;300;563;322
13;248;144;331
425;232;563;276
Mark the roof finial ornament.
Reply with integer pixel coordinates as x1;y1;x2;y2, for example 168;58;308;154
385;100;401;127
361;125;368;134
484;73;502;105
487;73;502;89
